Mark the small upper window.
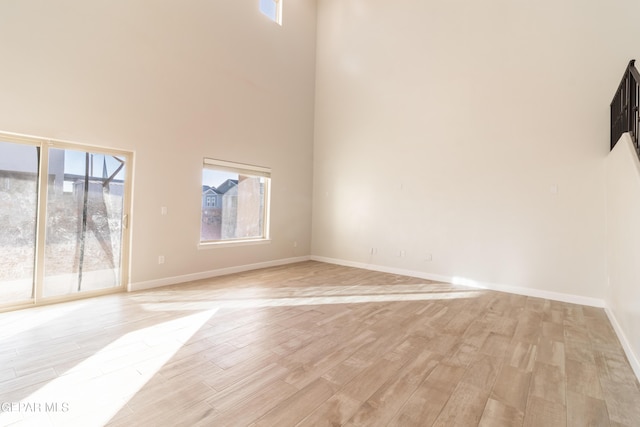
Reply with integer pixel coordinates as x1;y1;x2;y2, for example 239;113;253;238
260;0;282;25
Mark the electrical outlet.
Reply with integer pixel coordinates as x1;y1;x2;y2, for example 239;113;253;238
158;255;165;264
399;250;406;257
425;254;433;262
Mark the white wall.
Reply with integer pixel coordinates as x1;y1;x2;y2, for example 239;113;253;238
312;0;640;300
606;134;640;378
0;0;317;286
1;0;639;309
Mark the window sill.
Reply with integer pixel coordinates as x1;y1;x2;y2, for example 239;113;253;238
198;238;271;250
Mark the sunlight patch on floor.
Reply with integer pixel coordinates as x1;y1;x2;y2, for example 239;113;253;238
136;289;483;312
452;276;487;289
0;308;217;426
0;301;89;341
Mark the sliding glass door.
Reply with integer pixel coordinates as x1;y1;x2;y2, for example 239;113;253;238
0;134;131;309
43;148;128;298
0;140;39;304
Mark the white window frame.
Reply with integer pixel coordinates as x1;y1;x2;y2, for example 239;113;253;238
199;158;271;248
260;0;282;26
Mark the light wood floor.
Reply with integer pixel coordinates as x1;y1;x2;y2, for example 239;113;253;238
1;261;639;426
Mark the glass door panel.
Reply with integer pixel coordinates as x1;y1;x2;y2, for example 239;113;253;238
0;141;39;304
43;148;126;298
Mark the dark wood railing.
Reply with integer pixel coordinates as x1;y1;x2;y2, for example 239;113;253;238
611;60;640;154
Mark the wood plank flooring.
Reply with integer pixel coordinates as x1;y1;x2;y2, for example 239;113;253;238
0;261;639;426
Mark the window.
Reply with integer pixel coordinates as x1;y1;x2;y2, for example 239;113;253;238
260;0;282;25
0;133;132;309
201;158;271;245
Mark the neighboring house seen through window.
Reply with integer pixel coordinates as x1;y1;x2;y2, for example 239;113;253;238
200;158;271;244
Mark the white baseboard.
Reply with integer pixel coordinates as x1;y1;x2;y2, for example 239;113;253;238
129;256;311;292
604;307;640;382
310;255;605;307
